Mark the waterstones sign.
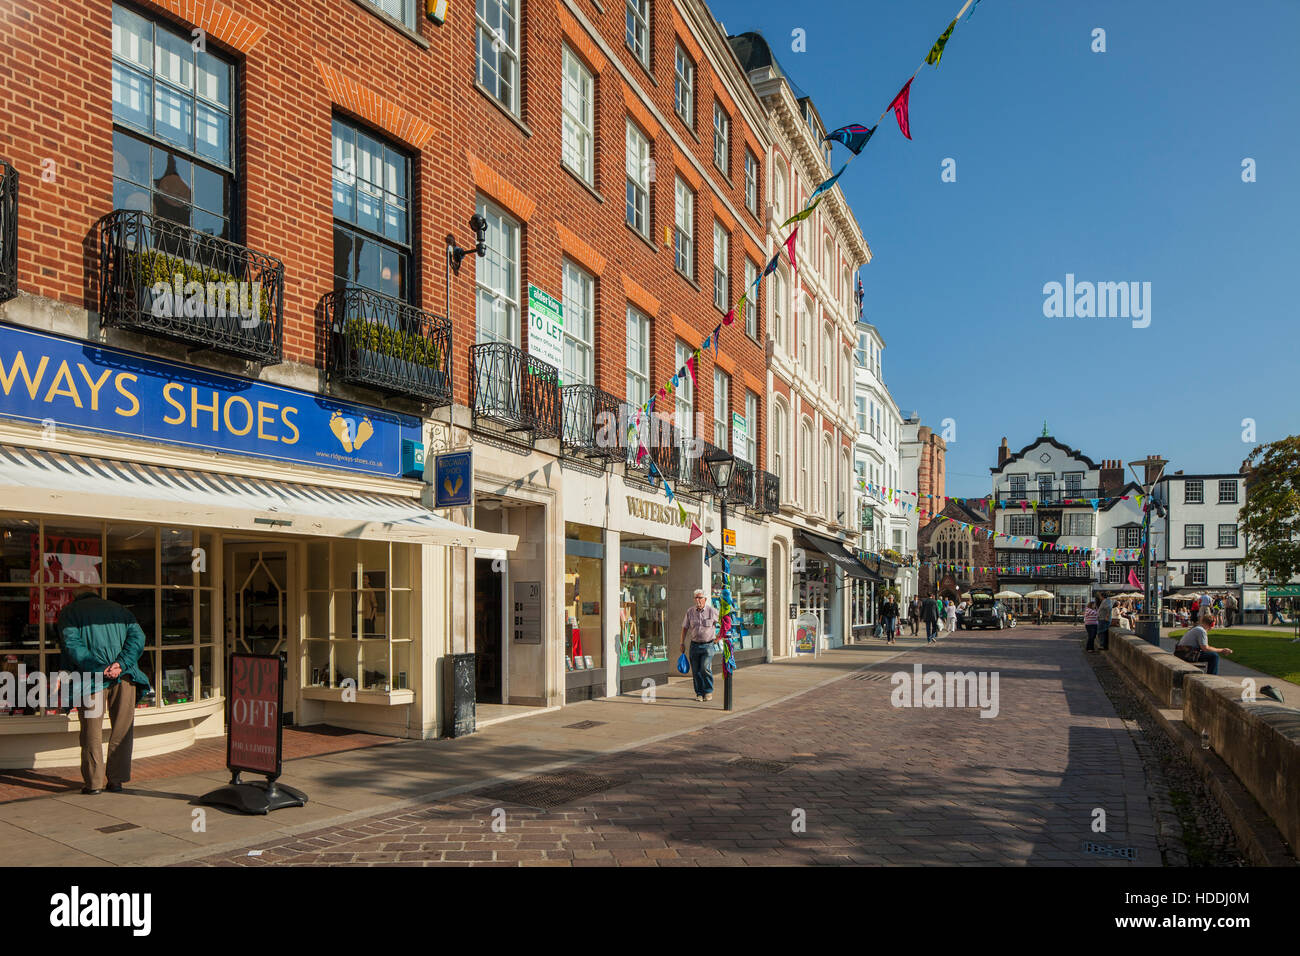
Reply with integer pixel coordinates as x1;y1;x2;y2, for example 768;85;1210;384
626;495;688;527
0;325;421;478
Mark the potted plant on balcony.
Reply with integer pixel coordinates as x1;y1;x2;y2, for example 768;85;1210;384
345;317;447;397
130;248;273;343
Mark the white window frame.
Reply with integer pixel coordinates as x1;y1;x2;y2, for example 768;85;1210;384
744;391;758;465
820;435;832;517
771;270;785;350
744;259;757;338
625;0;650;68
713;221;728;311
625;120;650;236
364;0;418;30
713;101;729;177
773;161;786;223
561;260;594;386
821;324;832;391
673;44;694;127
1218;480;1239;504
713;367;729;449
476;0;520;116
1225;563;1237;584
1189;561;1208;586
1218;524;1238;549
772;400;788;493
1064;512;1093;536
474;196;520;346
799;419;812;512
561;47;594;184
1008;515;1035;537
744;149;758;215
674;177;694;278
674;339;694;439
1184;479;1204;504
1185;524;1204;549
626;305;650;407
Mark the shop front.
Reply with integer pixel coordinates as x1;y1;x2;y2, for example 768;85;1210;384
708;512;771;667
564;522;605;702
794;530;880;649
0;325;514;767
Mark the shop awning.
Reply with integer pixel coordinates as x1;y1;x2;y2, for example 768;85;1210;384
795;530;882;582
0;445;517;551
1266;585;1300;597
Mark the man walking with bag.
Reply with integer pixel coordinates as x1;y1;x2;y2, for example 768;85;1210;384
57;588;152;795
680;589;720;702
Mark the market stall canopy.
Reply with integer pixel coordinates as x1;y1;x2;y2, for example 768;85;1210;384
795;530;882;582
1025;590;1055;599
0;444;517;551
994;591;1020;600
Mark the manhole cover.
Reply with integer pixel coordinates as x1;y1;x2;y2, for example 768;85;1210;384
96;822;139;834
479;770;621;809
562;720;607;730
848;672;891;682
727;756;791;774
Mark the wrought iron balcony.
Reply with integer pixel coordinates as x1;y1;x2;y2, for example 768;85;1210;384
561;384;623;463
470;341;561;441
622;404;682;483
324;287;451;407
756;470;780;514
0;161;16;303
726;458;755;507
999;488;1101;505
97;210;284;365
681;437;727;495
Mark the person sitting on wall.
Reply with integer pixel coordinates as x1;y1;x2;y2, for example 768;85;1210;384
1175;612;1233;675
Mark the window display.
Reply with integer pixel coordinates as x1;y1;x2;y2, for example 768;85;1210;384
619;538;669;665
711;554;766;651
565;524;603;671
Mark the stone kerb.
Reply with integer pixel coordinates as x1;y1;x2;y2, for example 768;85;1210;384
1182;674;1300;854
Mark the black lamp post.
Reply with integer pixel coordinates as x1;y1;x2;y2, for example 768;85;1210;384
1128;457;1168;645
703;446;736;711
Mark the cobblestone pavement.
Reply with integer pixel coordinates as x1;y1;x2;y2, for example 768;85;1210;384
189;626;1165;866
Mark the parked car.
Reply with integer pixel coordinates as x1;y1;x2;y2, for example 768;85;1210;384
964;590;1007;630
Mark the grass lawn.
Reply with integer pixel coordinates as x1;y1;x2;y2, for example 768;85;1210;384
1169;629;1300;684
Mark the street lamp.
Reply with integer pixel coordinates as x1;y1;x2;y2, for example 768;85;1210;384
1128;456;1168;645
703;446;736;711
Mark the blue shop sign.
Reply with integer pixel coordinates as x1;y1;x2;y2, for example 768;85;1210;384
0;324;422;479
433;450;472;508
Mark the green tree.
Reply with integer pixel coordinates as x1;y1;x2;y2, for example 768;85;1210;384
1240;435;1300;582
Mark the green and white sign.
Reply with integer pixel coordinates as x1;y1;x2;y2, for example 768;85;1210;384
527;284;565;381
732;412;748;462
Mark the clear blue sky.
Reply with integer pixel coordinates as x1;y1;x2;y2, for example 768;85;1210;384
709;0;1300;497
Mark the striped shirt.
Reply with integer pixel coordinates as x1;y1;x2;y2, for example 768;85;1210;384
1084;606;1098;625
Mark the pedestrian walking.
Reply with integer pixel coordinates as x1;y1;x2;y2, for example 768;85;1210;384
1083;598;1100;652
1223;593;1236;628
56;588;152;795
679;589;720;702
945;599;958;635
883;596;898;644
1096;594;1113;651
908;596;920;636
921;593;939;643
1268;597;1285;625
1175;612;1233;675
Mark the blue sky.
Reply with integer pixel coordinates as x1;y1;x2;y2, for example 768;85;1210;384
709;0;1300;496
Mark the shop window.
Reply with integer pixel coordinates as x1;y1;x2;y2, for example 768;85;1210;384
619;538;669;664
0;519;215;714
111;3;235;239
303;539;417;694
564;523;603;671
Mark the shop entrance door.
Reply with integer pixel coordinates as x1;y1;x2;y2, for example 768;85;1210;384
226;544;297;719
474;558;503;704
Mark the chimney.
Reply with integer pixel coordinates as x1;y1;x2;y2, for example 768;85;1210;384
997;437;1009;466
1099;458;1124;495
1143;455;1168;486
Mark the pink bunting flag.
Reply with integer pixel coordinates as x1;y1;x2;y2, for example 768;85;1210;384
723;306;735;327
688;520;702;544
686;355;697;385
784;228;799;274
889;78;913;140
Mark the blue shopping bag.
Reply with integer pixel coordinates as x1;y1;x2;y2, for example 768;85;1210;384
676;653;690;675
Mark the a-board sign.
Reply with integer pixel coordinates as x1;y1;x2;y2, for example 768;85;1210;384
227;653;284;776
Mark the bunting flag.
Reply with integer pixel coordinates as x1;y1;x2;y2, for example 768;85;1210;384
809;163;849;204
781;198;822;228
762;252;781;277
966;0;983;20
1127;568;1143;589
888;78;914;139
712;324;721;358
677;503;689;523
686;356;697;385
701;333;711;352
855;272;865;318
784;228;799;273
823;123;876;155
926;19;957;66
704;542;719;561
723;306;736;327
689;520;702;544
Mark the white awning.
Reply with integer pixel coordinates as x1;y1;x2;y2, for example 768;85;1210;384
0;445;517;551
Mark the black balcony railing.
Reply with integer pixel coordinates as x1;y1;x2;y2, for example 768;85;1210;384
622;405;682;483
0;161;16;303
756;470;780;514
324;287;451;407
682;437;727;495
726;458;755;507
470;341;561;441
561;384;623;462
97;210;284;365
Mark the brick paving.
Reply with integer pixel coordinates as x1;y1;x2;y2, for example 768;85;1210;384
187;626;1164;867
0;725;396;804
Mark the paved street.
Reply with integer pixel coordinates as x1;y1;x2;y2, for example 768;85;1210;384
187;626;1161;867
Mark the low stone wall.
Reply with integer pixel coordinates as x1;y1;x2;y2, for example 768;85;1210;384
1106;631;1204;707
1182;676;1300;854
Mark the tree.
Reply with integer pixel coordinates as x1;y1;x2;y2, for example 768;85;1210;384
1240;435;1300;583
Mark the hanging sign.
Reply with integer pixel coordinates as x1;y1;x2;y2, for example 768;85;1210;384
722;528;737;556
527;285;564;380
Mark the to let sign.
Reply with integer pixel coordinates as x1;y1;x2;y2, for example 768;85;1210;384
227;654;283;776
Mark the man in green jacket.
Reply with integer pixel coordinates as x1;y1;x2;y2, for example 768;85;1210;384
57;589;151;795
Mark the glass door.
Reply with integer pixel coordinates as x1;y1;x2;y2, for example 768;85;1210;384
225;544;297;716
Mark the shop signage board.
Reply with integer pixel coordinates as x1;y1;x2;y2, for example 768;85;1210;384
722;528;736;556
0;324;420;478
794;612;819;654
513;580;543;644
433;450;473;508
526;285;564;381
